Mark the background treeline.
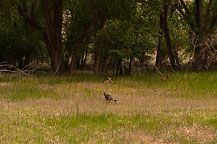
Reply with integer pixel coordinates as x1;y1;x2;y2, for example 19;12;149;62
0;0;216;75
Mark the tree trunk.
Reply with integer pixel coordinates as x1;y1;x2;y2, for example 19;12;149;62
17;58;24;69
193;0;204;70
69;52;77;73
195;0;203;35
17;0;66;74
94;53;103;75
174;0;216;69
193;0;213;70
41;0;66;75
117;58;123;76
112;58;115;76
128;57;132;75
163;3;176;69
83;49;88;67
173;46;180;67
155;14;164;69
93;10;107;75
24;54;30;67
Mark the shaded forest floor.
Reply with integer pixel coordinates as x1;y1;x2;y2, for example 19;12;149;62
0;72;217;143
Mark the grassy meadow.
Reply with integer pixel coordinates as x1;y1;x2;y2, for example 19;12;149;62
0;71;217;143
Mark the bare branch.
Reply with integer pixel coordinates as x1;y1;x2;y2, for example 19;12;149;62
174;3;195;31
17;5;44;31
180;0;190;16
187;29;217;69
0;63;40;76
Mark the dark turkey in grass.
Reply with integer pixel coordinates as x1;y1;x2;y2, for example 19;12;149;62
104;91;117;102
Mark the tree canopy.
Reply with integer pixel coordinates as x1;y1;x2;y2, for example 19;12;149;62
0;0;216;75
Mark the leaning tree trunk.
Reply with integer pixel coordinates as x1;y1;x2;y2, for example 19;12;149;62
17;0;66;74
155;14;164;69
163;3;176;69
41;0;66;74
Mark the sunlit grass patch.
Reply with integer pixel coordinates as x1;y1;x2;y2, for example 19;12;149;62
0;110;60;143
39;113;172;143
1;110;216;143
184;112;217;130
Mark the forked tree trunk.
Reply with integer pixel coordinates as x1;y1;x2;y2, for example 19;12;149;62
41;0;66;74
17;0;66;74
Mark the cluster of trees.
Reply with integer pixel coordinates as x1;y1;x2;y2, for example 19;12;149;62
0;0;216;75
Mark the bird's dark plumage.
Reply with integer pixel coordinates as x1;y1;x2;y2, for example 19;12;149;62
104;91;117;102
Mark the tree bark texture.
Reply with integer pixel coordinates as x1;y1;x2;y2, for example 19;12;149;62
93;10;107;75
41;0;66;74
155;14;164;69
193;0;213;70
163;3;176;69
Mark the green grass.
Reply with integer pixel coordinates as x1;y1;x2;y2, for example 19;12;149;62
10;87;59;100
0;71;217;143
1;111;216;143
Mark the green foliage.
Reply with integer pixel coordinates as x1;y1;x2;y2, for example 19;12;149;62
63;0;138;68
0;29;25;61
0;0;46;66
0;0;216;72
94;18;157;61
